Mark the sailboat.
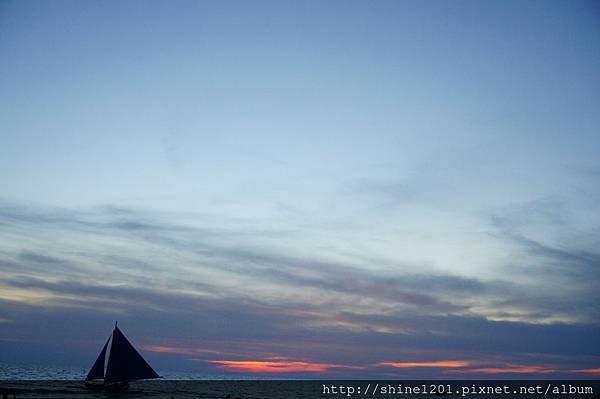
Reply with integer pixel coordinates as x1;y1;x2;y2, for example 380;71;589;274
85;322;160;390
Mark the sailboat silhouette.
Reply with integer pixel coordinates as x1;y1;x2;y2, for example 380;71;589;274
85;322;159;390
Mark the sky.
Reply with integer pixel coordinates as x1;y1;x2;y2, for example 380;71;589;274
1;0;600;379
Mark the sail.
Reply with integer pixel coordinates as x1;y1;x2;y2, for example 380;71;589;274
85;336;110;381
104;326;159;383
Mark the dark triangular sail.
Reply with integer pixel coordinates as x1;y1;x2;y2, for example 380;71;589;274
104;326;159;383
85;336;110;381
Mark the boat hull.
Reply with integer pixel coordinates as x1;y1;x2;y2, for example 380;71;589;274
84;380;129;391
105;381;130;391
83;380;104;390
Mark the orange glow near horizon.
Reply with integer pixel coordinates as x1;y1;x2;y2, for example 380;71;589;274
208;360;357;373
451;365;555;374
142;346;578;377
572;368;600;376
379;360;472;368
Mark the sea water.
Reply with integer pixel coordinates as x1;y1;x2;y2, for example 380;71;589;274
0;363;252;380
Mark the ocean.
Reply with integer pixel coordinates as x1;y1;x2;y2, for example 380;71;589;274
0;364;306;398
1;366;599;399
0;380;323;399
2;380;600;399
0;364;252;380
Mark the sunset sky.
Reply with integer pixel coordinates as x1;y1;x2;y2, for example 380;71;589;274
1;0;599;378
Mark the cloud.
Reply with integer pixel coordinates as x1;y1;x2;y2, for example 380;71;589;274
334;178;416;210
449;365;556;375
379;361;473;369
378;360;569;377
207;360;359;374
571;368;600;376
142;345;224;356
1;200;600;377
487;208;600;323
490;199;600;279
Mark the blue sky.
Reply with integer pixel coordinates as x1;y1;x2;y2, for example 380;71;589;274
1;0;600;378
